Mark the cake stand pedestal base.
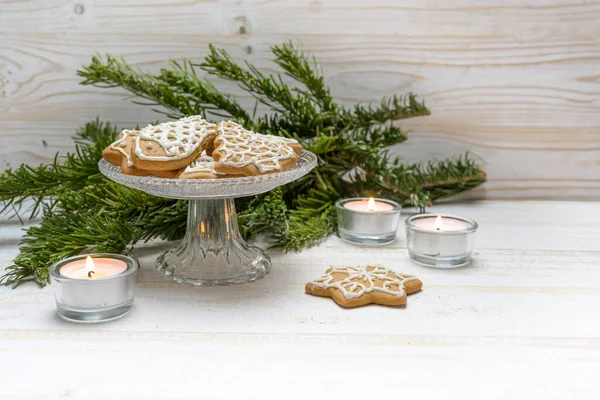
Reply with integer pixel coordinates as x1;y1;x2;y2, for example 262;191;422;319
156;199;271;285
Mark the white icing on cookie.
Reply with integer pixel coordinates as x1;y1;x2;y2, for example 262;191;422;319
135;116;216;161
215;121;299;173
109;129;137;167
310;265;417;300
182;154;225;176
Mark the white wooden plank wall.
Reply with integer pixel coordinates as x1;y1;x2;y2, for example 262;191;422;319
1;0;599;199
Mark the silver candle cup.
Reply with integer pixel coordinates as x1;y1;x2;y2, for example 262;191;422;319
405;214;478;268
49;253;138;323
336;198;401;245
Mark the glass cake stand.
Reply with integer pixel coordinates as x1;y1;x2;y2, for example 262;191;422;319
99;151;317;285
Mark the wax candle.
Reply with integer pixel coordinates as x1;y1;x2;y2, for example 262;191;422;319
49;253;138;323
405;214;478;268
343;197;394;212
60;256;127;279
336;197;401;245
411;215;470;232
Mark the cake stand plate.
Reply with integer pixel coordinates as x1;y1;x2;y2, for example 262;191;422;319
99;151;317;285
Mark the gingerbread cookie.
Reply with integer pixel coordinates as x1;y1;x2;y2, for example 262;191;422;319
103;130;179;178
305;265;422;308
212;121;302;176
131;116;216;171
102;129;138;169
121;165;180;178
178;154;228;179
205;145;215;157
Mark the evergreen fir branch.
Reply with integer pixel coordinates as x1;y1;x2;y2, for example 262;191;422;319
238;188;288;240
56;179;191;244
302;134;340;156
137;199;188;242
199;45;296;114
0;120;117;219
80;56;252;123
271;204;337;251
158;60;252;123
416;155;487;203
378;155;486;208
371;124;409;147
1;180;188;287
78;55;195;118
416;154;484;185
270;41;337;113
344;94;430;128
254;112;333;138
0;209;137;288
73;118;120;148
344;124;408;148
267;172;340;250
343;153;484;210
199;45;320;136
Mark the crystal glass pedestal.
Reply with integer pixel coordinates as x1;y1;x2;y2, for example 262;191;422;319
99;151;316;286
157;199;270;285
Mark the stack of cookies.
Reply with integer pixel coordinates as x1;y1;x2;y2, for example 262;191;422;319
102;116;303;179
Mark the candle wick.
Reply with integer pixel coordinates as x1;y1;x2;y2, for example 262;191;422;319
88;271;95;279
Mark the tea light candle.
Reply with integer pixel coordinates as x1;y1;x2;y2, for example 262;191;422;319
49;253;138;323
343;198;394;212
412;215;470;232
405;214;478;268
336;197;401;245
60;256;127;279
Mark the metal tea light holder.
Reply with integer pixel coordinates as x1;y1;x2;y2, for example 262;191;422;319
405;214;478;268
335;198;401;245
99;151;317;286
49;253;138;322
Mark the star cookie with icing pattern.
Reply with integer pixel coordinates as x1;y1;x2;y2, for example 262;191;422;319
305;265;423;308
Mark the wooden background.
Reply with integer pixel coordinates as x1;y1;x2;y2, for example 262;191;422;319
1;0;599;200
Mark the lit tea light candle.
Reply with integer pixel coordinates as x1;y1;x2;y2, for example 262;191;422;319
49;253;138;323
412;215;470;232
60;256;128;279
343;197;394;212
336;197;401;245
405;214;478;268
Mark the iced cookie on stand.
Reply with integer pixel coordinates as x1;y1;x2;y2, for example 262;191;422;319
102;129;139;169
212;121;302;176
123;165;180;178
305;265;423;308
131;116;217;171
103;129;180;178
178;153;229;179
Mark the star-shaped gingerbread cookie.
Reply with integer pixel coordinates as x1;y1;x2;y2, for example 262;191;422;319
305;265;423;308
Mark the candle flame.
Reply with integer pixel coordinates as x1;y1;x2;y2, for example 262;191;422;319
85;256;96;279
435;215;443;231
367;197;376;212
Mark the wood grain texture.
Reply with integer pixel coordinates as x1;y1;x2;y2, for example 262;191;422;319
1;201;600;399
1;0;600;199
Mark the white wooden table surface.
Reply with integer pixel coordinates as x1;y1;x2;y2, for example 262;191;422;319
1;200;599;399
